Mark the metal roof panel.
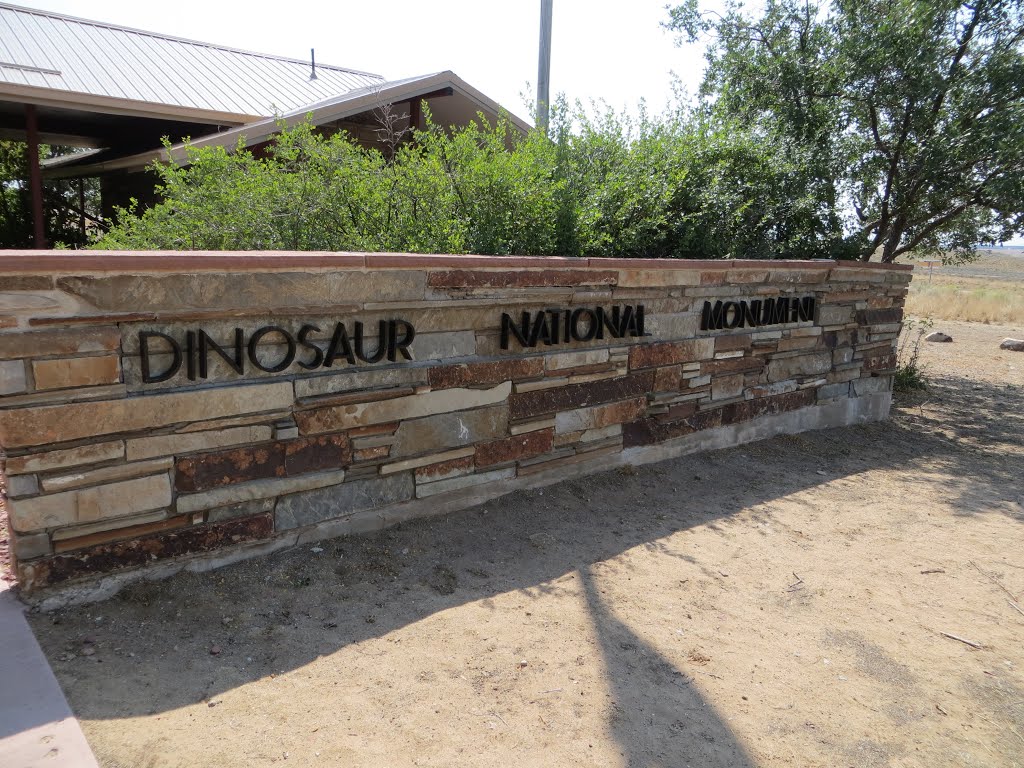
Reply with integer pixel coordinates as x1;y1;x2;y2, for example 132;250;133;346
0;2;385;118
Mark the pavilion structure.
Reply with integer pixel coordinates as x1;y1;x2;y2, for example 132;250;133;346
0;3;529;246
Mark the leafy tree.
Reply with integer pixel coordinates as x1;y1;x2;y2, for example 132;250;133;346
667;0;1024;262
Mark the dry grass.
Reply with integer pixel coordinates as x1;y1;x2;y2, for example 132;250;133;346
905;275;1024;324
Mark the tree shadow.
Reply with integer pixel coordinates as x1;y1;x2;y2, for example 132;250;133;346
25;375;1023;765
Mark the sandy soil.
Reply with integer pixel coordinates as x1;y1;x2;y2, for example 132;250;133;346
24;319;1024;768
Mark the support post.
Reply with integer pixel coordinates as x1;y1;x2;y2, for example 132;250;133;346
536;0;553;135
24;103;46;249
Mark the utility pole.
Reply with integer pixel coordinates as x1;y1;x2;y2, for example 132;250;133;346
536;0;553;135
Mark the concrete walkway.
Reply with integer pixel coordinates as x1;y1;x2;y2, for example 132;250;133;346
0;580;99;768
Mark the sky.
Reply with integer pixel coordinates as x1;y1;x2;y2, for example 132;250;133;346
13;0;709;123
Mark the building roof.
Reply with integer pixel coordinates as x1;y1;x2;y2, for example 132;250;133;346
45;71;533;177
0;2;384;123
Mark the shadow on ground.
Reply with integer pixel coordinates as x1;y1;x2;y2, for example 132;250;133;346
27;374;1023;767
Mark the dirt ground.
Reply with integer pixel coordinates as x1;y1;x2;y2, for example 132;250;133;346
22;318;1024;768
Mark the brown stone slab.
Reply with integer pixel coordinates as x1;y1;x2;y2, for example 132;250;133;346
0;326;120;360
720;388;816;425
428;358;544;390
622;408;724;447
176;434;351;492
285;435;353;475
476;428;554;467
715;334;753;353
509;371;654;421
53;514;190;555
855;307;904;325
31;355;120;391
353;445;390;462
862;352;897;372
427;269;617;289
701;356;765;376
653;365;682;392
19;513;274;590
629;339;715;369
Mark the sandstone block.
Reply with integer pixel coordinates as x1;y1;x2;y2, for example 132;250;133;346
12;530;51;560
833;348;854;365
712;374;745;401
50;510;168;541
177;469;347;515
415;468;514;498
414;455;475;483
776;336;821;352
767;352;832;382
10;473;172;532
0;359;26;395
475;428;553;467
745;380;798;399
54;515;191;554
554;397;647;434
715;334;752;353
653;365;682;392
546;348;610;371
408;331;477;361
391;406;508;457
295;366;428;401
4;440;125;475
206;498;276;524
275;473;414;530
817;382;852;400
816;306;854;326
427;269;616;289
581;424;622;442
32;355;120;391
6;473;39;498
0;381;294;449
629;339;715;369
58;271;425;311
43;458;173;492
509;371;653;421
127;425;273;461
0;326;120;360
644;313;700;339
381;447;475;475
428;358;543;390
297;382;511;434
853;376;892;396
510;418;556;435
615;270;702;288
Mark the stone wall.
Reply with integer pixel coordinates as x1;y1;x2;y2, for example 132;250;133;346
0;252;912;598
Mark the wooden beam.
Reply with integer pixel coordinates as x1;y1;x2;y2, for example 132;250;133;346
24;103;46;249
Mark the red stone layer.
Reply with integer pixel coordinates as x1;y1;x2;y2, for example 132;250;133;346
0;251;914;273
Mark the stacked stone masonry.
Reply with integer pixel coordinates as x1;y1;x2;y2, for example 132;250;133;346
0;252;912;594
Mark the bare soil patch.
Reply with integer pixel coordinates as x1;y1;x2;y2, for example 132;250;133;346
26;319;1024;768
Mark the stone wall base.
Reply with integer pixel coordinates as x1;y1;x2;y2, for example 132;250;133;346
23;392;890;611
